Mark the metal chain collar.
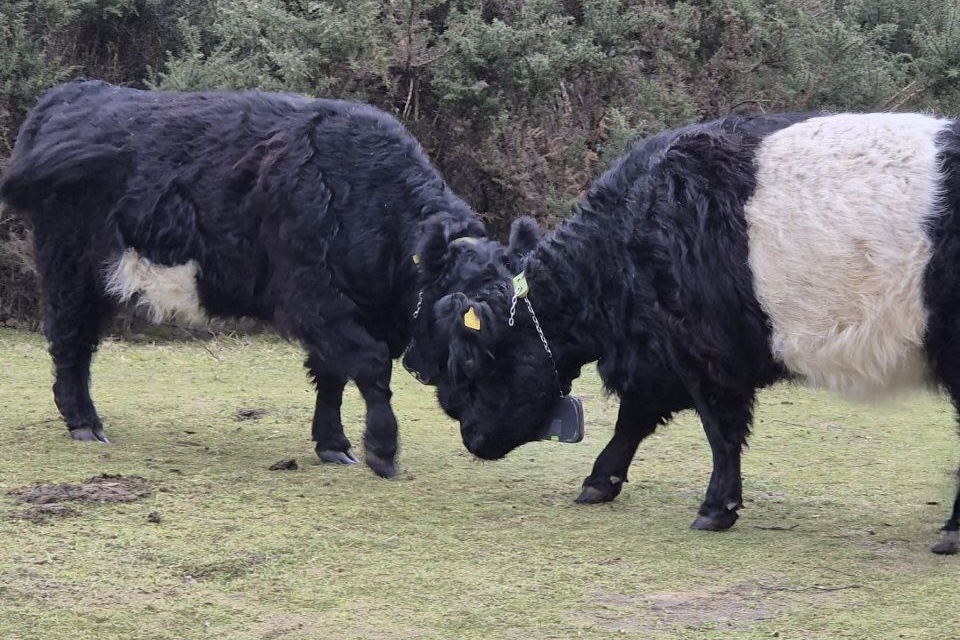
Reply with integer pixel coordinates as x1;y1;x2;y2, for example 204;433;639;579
403;290;426;384
524;298;553;361
412;290;423;319
509;275;561;396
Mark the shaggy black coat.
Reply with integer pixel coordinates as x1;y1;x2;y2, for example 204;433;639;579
0;79;485;477
413;111;960;554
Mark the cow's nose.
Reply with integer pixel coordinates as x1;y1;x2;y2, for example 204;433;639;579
461;427;506;461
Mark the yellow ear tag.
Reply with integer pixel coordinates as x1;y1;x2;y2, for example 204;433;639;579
512;272;529;299
412;254;421;265
463;307;481;331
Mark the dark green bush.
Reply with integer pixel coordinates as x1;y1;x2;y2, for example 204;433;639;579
3;0;960;322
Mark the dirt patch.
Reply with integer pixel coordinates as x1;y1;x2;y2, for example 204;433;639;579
6;474;152;523
182;553;265;582
641;587;778;627
9;473;152;504
269;458;298;471
8;503;80;524
234;407;268;421
576;586;779;634
578;576;867;633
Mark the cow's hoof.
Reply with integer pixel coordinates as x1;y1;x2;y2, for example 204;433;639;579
931;530;959;555
575;475;624;504
575;484;617;504
70;426;110;443
316;448;359;465
691;511;738;531
364;451;397;479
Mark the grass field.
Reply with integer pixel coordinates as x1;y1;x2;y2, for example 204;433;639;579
1;327;958;639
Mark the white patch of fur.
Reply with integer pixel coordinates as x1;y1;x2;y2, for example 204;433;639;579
105;248;207;325
745;113;950;400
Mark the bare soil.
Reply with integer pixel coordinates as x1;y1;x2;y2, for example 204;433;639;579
6;473;152;523
268;458;299;471
233;407;267;421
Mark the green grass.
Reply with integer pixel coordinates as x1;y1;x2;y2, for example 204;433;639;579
1;327;958;639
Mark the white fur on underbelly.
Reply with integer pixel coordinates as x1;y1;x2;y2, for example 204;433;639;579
105;248;207;325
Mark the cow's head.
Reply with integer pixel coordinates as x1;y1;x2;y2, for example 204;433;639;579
412;215;568;460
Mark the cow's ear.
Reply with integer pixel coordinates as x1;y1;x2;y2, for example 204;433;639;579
508;216;541;260
417;214;483;280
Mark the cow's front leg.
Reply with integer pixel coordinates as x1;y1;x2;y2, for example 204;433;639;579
291;294;398;475
577;394;671;504
355;359;399;479
690;390;753;531
301;326;398;477
306;355;357;465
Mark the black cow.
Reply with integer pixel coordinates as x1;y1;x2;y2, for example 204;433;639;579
0;79;486;477
412;111;960;554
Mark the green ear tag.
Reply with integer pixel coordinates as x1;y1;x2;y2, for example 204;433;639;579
512;272;529;299
463;307;481;331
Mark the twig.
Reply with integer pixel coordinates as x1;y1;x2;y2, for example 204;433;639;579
753;523;799;531
757;582;861;592
402;77;415;120
200;339;223;362
881;79;923;111
816;565;863;580
770;419;810;429
727;98;769;114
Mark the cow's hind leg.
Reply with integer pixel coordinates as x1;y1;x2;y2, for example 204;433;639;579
35;223;114;442
931;367;960;554
307;355;358;465
922;315;960;554
576;394;673;504
689;390;754;532
931;481;959;555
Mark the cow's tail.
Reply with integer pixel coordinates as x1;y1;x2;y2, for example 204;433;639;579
0;140;130;212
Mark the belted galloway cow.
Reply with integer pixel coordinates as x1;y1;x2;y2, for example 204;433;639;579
0;79;487;478
410;111;960;554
